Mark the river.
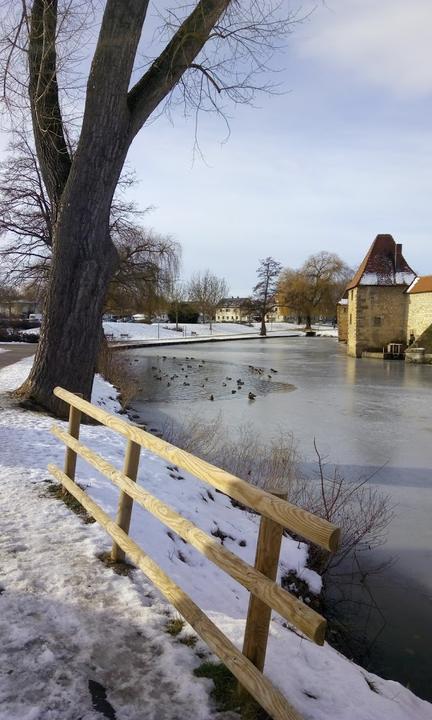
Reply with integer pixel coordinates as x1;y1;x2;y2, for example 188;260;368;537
121;336;432;701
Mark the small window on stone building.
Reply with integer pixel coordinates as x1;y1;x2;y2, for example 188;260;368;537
349;314;352;324
373;316;382;327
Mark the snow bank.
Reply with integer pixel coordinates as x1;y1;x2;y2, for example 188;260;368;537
21;321;337;343
1;358;430;720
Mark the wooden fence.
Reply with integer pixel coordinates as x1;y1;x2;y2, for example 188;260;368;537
48;386;340;720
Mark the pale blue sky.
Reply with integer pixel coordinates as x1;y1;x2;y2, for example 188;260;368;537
1;1;430;296
126;0;432;294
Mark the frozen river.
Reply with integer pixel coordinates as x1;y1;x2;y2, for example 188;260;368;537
124;336;432;700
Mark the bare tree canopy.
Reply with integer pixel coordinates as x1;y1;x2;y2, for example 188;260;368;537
105;227;180;317
253;256;282;337
188;269;228;328
278;251;352;328
0;0;297;416
0;136;179;315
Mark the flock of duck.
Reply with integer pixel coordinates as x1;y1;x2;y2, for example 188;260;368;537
145;355;279;401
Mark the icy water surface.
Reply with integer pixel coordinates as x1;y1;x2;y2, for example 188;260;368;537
122;336;432;700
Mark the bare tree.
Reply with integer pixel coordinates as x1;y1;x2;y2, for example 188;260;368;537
278;252;352;330
165;279;187;331
0;137;180;319
188;270;228;329
105;227;180;317
253;256;282;336
0;1;297;416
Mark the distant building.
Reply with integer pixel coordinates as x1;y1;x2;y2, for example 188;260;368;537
215;297;286;324
340;234;432;358
0;298;39;318
406;275;432;341
215;297;250;323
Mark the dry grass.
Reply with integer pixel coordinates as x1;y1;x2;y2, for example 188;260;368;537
97;342;139;409
44;482;95;524
165;617;185;636
162;415;298;496
162;416;393;581
96;551;136;577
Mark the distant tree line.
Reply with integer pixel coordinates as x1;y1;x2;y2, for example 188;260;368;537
0;138;351;333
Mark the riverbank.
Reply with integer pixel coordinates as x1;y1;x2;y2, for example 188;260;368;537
1;355;430;719
121;336;432;701
110;330;302;350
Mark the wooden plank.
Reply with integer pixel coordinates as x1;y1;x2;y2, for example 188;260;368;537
112;439;141;562
62;396;82;495
50;425;326;643
47;463;303;720
242;492;287;675
53;387;340;551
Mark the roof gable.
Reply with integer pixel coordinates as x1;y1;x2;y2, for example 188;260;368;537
406;275;432;294
346;235;416;290
217;297;249;308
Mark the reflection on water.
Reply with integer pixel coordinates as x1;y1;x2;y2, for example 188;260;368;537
121;336;432;700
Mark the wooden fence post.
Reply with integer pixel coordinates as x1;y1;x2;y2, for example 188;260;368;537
62;394;82;495
240;490;287;691
111;439;141;562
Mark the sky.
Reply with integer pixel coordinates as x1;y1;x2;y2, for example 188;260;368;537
1;1;431;297
124;0;432;295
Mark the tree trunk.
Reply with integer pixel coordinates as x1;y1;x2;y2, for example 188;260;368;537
17;186;118;417
305;314;312;330
260;316;267;337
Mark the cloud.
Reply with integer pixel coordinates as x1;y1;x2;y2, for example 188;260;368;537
296;0;432;97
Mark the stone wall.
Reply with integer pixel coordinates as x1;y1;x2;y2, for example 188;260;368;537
337;303;348;342
407;293;432;341
347;285;408;357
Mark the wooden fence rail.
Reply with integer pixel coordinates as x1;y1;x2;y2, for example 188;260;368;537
49;386;340;720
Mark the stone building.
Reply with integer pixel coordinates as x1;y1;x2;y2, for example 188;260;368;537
406;276;432;341
336;299;348;342
343;235;417;357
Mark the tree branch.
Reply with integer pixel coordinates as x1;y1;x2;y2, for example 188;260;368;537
28;0;71;214
127;0;231;139
77;0;149;158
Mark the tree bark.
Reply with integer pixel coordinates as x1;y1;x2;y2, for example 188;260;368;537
17;187;118;417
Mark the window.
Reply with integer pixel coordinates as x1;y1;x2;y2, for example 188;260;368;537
373;316;382;327
349;314;352;324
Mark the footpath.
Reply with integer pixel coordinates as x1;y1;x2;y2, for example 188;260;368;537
0;343;35;369
109;331;302;350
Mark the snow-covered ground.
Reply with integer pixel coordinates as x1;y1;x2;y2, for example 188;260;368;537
20;321;338;343
103;321;337;343
1;356;429;720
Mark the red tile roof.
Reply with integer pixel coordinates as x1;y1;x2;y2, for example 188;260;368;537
345;235;416;290
406;275;432;294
